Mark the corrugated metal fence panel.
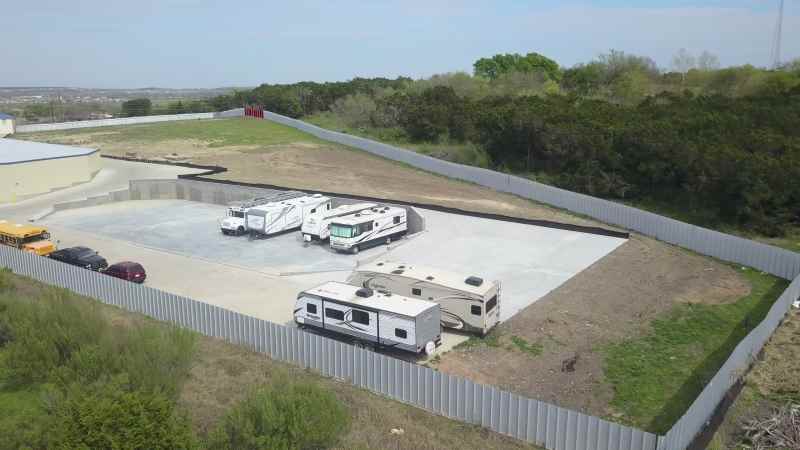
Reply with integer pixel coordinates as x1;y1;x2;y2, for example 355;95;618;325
0;244;663;450
15;109;243;133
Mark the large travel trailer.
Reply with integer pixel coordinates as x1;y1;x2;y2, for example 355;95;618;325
300;202;377;242
347;261;501;335
220;191;305;236
294;281;441;355
328;206;407;254
246;194;332;237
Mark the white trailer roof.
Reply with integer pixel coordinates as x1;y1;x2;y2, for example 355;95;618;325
329;205;405;225
248;194;329;212
355;260;497;296
303;281;438;317
317;202;377;219
0;138;98;165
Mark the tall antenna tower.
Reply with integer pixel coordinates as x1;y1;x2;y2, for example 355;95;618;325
770;0;785;69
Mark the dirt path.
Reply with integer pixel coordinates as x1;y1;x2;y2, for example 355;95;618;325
22;126;751;422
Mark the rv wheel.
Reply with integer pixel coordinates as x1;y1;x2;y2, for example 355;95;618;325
424;341;436;356
237;226;245;236
385;236;392;245
351;245;360;255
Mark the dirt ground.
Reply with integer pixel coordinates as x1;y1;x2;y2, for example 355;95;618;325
23;126;752;424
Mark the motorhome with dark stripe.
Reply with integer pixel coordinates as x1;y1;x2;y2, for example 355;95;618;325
347;261;501;335
294;281;441;355
300;202;377;242
328;205;407;254
245;194;331;237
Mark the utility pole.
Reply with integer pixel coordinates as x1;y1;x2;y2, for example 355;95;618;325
770;0;784;69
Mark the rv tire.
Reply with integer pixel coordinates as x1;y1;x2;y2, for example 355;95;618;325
237;226;245;236
351;245;360;255
424;341;436;356
385;236;392;245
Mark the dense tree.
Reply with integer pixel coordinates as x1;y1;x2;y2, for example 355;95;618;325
474;52;562;81
121;98;152;117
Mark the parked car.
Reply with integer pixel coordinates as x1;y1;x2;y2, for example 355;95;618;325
104;261;146;283
49;246;108;271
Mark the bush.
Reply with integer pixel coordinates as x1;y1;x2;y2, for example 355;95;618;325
208;376;349;450
49;376;197;449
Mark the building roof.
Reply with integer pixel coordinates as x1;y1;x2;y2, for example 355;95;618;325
329;205;405;225
0;113;14;120
0;138;98;165
355;261;498;296
304;281;438;317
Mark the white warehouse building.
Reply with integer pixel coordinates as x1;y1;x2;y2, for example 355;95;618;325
0;138;101;203
0;113;14;137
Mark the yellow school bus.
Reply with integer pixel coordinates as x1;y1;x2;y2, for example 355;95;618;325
0;220;56;256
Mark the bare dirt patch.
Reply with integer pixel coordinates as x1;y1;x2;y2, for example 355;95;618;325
435;235;750;418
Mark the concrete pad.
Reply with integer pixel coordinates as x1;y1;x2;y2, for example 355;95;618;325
42;199;627;356
382;209;627;320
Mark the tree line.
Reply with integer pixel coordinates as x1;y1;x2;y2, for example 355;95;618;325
215;50;800;235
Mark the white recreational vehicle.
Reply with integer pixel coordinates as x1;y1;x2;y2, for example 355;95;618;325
246;194;332;237
220;191;305;236
300;202;377;242
294;281;442;355
347;261;501;335
328;205;407;254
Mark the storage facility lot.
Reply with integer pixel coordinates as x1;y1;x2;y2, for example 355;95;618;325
42;199;626;344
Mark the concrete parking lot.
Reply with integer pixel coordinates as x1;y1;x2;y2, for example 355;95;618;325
43;199;627;354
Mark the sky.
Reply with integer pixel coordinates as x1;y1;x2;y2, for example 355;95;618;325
0;0;797;88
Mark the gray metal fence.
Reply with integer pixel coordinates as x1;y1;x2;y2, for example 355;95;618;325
0;245;660;450
14;109;244;133
259;111;800;450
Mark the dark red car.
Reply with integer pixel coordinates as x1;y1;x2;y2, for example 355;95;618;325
104;261;146;283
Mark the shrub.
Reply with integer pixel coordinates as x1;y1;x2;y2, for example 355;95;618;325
49;376;197;449
208;376;349;450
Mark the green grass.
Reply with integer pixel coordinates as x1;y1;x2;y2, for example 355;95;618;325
29;118;323;148
453;329;502;351
602;267;789;433
508;336;544;357
0;387;45;447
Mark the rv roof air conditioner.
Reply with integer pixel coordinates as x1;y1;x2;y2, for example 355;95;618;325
355;288;374;298
465;276;484;287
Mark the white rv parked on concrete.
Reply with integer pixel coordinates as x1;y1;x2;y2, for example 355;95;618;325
220;191;305;236
347;261;501;335
301;202;377;242
294;281;442;355
328;205;407;254
246;194;331;237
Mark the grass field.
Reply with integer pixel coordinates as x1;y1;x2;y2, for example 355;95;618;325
0;270;535;450
24;118;325;148
602;268;788;433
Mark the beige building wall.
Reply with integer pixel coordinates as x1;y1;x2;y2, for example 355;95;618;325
0;152;100;203
0;119;14;137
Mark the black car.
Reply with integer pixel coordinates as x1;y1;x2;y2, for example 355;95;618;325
49;246;108;271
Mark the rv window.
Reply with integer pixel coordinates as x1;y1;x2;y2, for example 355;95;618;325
393;216;400;224
310;208;316;214
471;305;482;316
326;203;331;210
412;288;422;296
325;308;345;321
359;222;373;234
330;224;356;238
486;296;498;313
351;309;370;325
306;303;317;314
231;211;244;218
394;328;407;339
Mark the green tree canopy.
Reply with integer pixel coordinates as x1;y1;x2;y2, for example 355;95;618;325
121;98;152;117
473;52;562;81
